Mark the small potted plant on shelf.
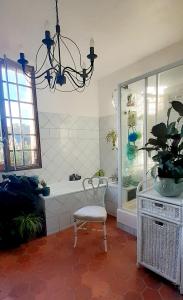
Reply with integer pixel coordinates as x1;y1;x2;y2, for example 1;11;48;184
140;100;183;197
94;169;105;177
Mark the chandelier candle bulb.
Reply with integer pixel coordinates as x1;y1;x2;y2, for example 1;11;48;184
90;38;95;48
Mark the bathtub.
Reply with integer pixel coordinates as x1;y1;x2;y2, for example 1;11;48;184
43;180;118;235
46;180;88;198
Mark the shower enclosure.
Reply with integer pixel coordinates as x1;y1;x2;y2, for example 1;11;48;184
117;60;183;233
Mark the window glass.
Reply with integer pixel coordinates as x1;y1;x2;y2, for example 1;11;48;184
0;59;41;171
6;118;12;134
17;71;31;86
15;151;23;166
20;103;34;119
2;67;6;81
14;135;22;150
23;135;36;150
7;69;16;83
22;119;35;134
12;119;21;134
10;102;20;118
5;101;10;117
19;86;33;102
3;82;8;99
9;83;18;101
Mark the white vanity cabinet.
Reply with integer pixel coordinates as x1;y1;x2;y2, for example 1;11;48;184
137;188;183;293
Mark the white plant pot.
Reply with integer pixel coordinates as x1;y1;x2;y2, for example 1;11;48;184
153;177;183;197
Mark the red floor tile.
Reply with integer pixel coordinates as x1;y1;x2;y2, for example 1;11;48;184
123;290;142;300
142;288;162;300
0;216;182;300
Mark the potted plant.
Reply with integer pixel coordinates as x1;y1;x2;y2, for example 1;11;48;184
40;180;50;196
13;214;43;242
106;129;117;150
0;175;46;248
94;169;105;177
140;100;183;197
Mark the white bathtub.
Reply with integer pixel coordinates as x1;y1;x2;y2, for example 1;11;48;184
43;180;118;235
47;180;86;197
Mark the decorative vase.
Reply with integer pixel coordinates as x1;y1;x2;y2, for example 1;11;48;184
42;186;50;196
153;177;183;197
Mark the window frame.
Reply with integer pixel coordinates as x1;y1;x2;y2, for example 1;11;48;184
0;57;42;172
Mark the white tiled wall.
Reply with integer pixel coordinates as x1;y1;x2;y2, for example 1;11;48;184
36;112;100;183
0;112;118;186
0;112;100;184
99;114;118;178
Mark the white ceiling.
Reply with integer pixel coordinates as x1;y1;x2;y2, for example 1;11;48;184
0;0;183;80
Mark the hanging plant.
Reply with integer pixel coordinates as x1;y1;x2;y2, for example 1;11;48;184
106;130;117;150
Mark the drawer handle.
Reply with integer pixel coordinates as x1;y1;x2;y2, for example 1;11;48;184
154;203;164;208
155;221;164;226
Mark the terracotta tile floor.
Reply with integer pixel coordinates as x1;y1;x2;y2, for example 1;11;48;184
0;216;182;300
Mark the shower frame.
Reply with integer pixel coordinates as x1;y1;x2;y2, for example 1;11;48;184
117;58;183;213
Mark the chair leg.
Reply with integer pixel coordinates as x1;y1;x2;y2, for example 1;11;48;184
74;219;77;248
103;222;107;252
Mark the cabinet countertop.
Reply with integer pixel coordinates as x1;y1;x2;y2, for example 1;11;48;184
137;188;183;206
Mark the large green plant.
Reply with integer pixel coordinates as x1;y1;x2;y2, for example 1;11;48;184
140;101;183;182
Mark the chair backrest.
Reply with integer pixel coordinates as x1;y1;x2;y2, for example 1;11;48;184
82;177;108;207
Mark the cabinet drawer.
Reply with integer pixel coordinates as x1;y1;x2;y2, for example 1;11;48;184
140;214;180;283
139;197;181;222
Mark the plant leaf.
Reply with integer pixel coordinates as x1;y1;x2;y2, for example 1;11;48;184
167;122;178;135
152;154;160;162
151;123;167;138
177;116;182;123
181;125;183;138
139;147;157;152
146;138;167;149
178;141;183;152
171;101;183;116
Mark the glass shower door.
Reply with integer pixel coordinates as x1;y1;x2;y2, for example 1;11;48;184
120;80;145;211
119;63;183;214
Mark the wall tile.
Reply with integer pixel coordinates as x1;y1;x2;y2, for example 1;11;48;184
38;113;100;183
99;114;118;177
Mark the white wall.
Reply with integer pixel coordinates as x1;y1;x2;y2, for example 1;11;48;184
36;80;98;117
98;40;183;117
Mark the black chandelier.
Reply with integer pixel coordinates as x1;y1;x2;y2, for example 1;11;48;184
17;0;97;92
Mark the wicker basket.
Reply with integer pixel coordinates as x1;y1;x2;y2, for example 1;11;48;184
141;214;180;283
140;198;181;222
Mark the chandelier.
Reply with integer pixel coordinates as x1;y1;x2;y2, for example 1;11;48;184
17;0;97;92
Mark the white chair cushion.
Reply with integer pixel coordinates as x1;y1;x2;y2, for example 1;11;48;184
73;206;107;222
